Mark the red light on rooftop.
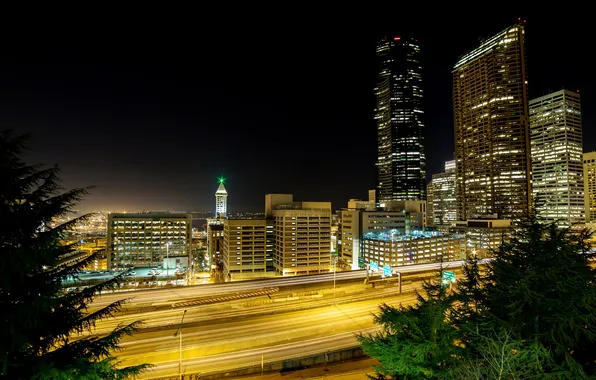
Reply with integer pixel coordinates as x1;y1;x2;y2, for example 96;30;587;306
394;37;401;41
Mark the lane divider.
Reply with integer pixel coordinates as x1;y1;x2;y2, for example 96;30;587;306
172;287;279;308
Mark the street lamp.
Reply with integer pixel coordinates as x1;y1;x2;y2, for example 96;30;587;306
173;309;187;380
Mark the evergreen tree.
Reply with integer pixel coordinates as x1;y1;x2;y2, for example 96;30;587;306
358;272;460;379
482;213;596;376
451;329;557;380
0;130;149;378
449;254;487;356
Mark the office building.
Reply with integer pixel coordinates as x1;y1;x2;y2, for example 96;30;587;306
426;182;435;227
266;194;332;276
452;22;531;221
431;160;457;227
584;152;596;223
107;212;192;270
530;89;584;226
375;36;426;202
223;219;274;280
206;220;224;269
207;179;229;271
450;218;512;258
338;191;426;269
362;230;465;267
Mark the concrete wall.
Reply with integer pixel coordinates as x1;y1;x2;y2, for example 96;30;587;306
157;346;366;380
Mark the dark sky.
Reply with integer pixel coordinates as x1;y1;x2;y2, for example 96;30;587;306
5;8;593;213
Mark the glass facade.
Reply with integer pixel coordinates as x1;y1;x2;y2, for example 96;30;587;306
375;36;426;202
452;23;531;221
530;90;584;227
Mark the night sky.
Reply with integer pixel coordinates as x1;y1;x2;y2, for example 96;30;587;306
5;9;593;213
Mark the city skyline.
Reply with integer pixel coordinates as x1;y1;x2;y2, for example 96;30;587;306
6;11;594;213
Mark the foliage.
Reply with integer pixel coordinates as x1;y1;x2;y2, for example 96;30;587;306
361;212;596;378
451;329;558;380
358;272;460;379
483;214;596;375
0;130;150;378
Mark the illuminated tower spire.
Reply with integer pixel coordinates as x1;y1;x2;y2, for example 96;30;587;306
215;177;228;218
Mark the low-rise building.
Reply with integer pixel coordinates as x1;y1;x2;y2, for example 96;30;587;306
362;230;465;267
338;192;426;269
449;217;512;257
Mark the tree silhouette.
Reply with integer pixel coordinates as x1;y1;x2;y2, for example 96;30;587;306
0;130;150;378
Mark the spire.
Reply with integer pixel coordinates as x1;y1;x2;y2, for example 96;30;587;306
215;177;228;218
215;182;227;195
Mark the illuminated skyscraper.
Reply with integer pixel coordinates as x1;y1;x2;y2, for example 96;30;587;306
530;89;584;226
375;36;426;202
431;160;457;227
215;177;228;218
584;152;596;223
452;22;531;220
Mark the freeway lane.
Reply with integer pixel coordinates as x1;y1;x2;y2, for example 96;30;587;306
89;259;480;311
141;328;381;379
89;270;368;310
84;261;477;378
112;288;420;378
91;280;424;336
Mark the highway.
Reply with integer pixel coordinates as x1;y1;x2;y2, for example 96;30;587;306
117;288;420;378
90;259;483;310
86;260;478;378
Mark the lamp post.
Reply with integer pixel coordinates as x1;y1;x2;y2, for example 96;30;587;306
174;309;187;380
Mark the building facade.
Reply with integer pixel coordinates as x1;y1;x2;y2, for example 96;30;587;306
452;22;531;221
375;36;426;202
362;230;465;267
223;219;273;279
268;195;332;276
530;90;584;226
584;152;596;223
431;160;457;227
338;198;426;269
426;182;435;227
215;179;228;218
449;218;511;257
206;220;224;269
107;212;192;270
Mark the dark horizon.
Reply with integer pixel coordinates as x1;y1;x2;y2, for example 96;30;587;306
6;10;593;213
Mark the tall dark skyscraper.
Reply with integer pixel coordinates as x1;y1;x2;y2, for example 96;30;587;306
375;36;426;203
452;22;531;221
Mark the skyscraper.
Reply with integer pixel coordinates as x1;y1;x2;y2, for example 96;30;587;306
431;160;457;227
584;152;596;223
529;89;584;226
375;36;426;202
215;177;228;218
452;22;531;221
